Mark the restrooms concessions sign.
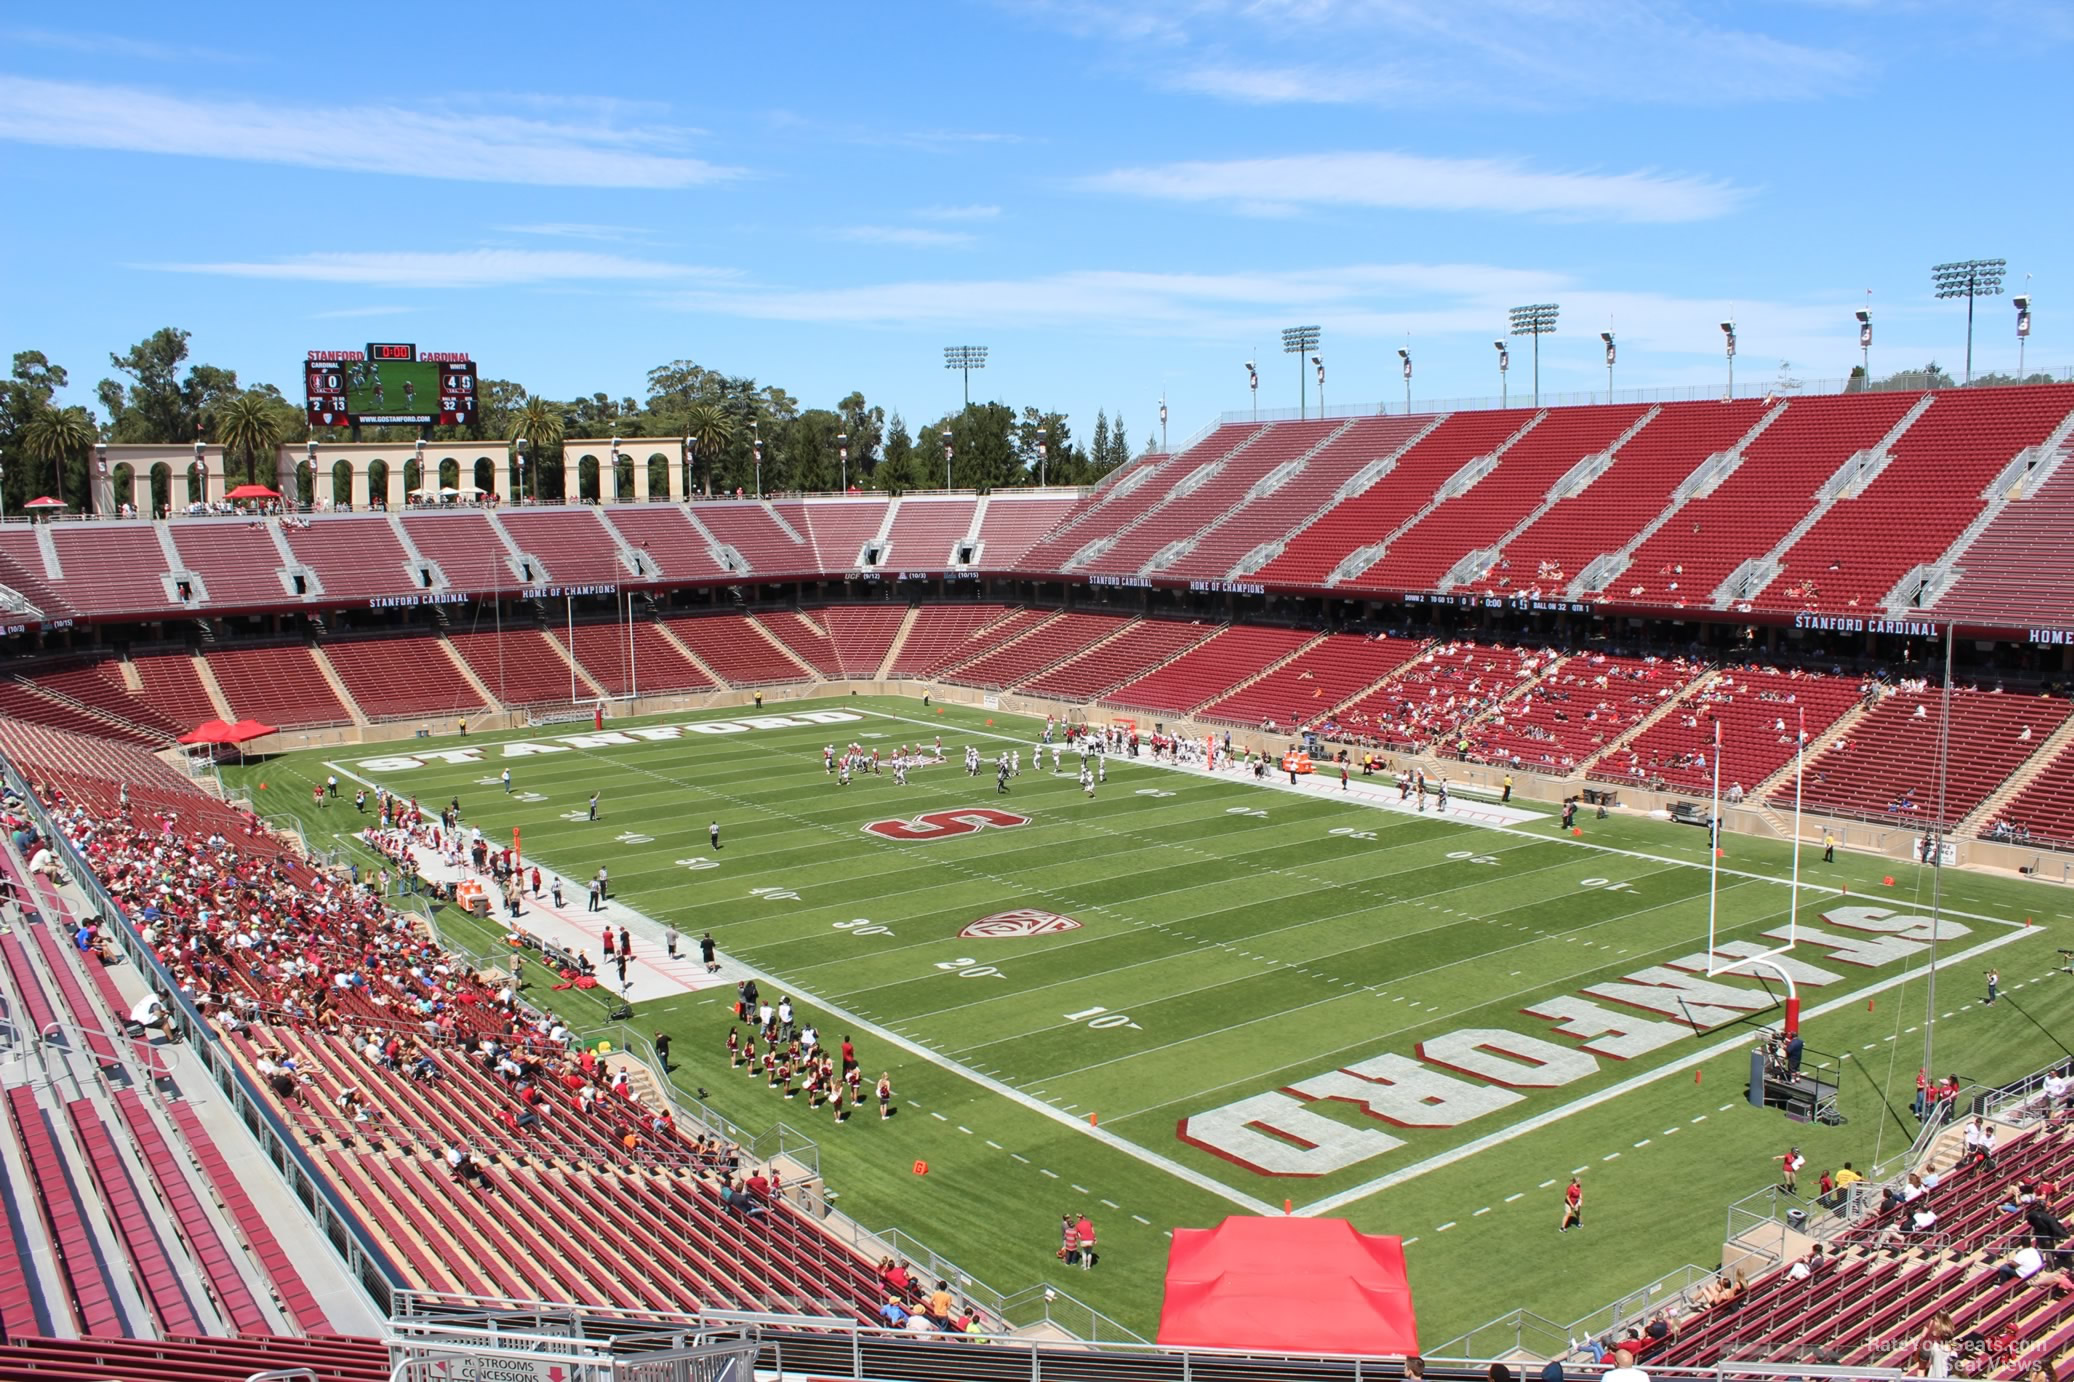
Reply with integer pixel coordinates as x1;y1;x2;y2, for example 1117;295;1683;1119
1178;905;1969;1179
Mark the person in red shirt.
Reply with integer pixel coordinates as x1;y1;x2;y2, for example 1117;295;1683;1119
1560;1177;1583;1232
840;1036;857;1074
1075;1215;1098;1270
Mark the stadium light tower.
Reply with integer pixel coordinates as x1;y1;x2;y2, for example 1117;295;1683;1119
681;436;694;499
304;438;318;511
751;423;763;500
836;432;849;493
1507;303;1559;407
941;429;954;491
1931;258;2007;385
1245;359;1259;420
1159;393;1168;453
1035;427;1048;487
1312;355;1326;416
1494;341;1509;408
1855;310;1872;385
1281;326;1321;418
1600;331;1616;401
2016;292;2033;382
1397;348;1412;415
1720;320;1738;398
514;436;528;505
944;346;988;410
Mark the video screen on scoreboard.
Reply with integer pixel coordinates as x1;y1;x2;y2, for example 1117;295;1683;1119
305;344;477;428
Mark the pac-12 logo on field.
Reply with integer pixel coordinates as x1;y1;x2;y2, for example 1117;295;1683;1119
961;910;1081;939
862;808;1030;842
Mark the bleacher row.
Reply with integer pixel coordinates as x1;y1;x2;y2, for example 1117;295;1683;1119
5;602;2074;843
5;387;2071;626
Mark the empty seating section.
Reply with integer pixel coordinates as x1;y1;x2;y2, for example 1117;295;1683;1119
1759;386;2074;612
1466;654;1703;773
1476;401;1769;596
1107;626;1316;716
1362;406;1650;592
1163;417;1433;582
0;681;158;745
755;611;839;677
1333;643;1551;749
49;526;170;616
1986;739;2074;848
972;494;1079;569
880;496;976;571
400;513;512;592
800;497;889;573
446;627;585;706
1592;667;1864;793
1021;619;1217;700
1015;450;1197;572
1619;392;1924;607
821;604;908;678
0;1334;386;1380
887;604;1015;678
1083;423;1337;576
692;502;817;578
22;658;186;737
1936;460;2074;626
662;612;811;685
206;645;352;728
945;612;1130;689
167;523;288;607
1257;412;1527;587
1782;686;2070;826
552;620;714;696
321;635;487;720
1198;634;1425;730
131;651;219;730
0;529;72;615
279;515;423;601
497;509;630;586
604;506;730;580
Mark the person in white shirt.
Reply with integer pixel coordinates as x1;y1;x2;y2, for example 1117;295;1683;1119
1603;1348;1649;1382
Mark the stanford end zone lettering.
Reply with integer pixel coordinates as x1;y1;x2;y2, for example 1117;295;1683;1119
1177;905;1973;1179
862;809;1030;842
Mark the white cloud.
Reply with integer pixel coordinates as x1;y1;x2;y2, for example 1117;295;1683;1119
0;76;742;188
834;226;976;249
1083;151;1746;223
2;28;247;63
145;249;737;289
496;222;658;244
918;204;1002;221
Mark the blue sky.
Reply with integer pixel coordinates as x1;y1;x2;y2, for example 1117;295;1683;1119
1;1;2065;449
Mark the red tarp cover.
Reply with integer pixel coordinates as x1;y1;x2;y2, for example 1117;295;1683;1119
177;718;277;746
1158;1216;1419;1357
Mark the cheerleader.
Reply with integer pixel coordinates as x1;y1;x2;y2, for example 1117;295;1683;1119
877;1073;895;1120
726;1026;741;1068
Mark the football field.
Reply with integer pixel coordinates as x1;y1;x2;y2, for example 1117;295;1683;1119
225;695;2074;1342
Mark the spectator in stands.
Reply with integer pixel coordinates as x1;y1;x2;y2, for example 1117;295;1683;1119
1602;1347;1648;1382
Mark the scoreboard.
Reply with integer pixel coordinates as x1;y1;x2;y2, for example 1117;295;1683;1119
305;344;478;428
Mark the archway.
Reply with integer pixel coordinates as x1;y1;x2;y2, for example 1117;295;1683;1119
578;454;601;503
537;455;566;503
331;459;354;509
438;457;461;496
647;453;671;501
367;458;390;510
109;463;135;514
402;458;423;501
473;457;496;499
613;453;636;501
184;465;206;508
148;463;172;519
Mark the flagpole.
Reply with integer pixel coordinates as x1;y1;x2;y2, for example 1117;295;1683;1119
1707;718;1722;956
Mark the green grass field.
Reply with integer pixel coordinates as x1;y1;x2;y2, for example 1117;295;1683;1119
222;694;2074;1345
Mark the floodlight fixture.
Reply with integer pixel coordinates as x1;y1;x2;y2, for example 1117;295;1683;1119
1507;303;1559;406
1281;325;1322;417
1396;348;1412;415
1855;310;1872;382
1245;359;1259;420
1494;340;1510;408
1600;331;1616;399
2016;294;2034;381
836;431;849;492
1932;258;2007;384
1035;427;1048;487
1720;320;1738;397
944;345;989;409
942;429;954;491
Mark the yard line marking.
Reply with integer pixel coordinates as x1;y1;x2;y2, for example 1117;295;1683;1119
1473;1207;1491;1217
1572;1167;1588;1175
1862;1043;1877;1050
1719;1102;1734;1111
986;1140;1003;1150
1403;1236;1419;1245
1906;1026;1919;1034
1072;1184;1089;1194
1539;1179;1557;1189
1436;1222;1457;1232
1634;1139;1651;1148
1040;1168;1060;1179
1132;1214;1150;1225
1692;1115;1706;1123
1299;923;2039;1217
1504;1193;1524;1203
930;1111;948;1122
1602;1152;1621;1161
1011;1153;1030;1163
1943;1012;1957;1019
957;1126;973;1135
1102;1199;1120;1210
1665;1127;1680;1136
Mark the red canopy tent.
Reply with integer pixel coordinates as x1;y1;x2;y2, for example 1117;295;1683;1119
224;484;281;500
1158;1216;1419;1358
177;718;277;747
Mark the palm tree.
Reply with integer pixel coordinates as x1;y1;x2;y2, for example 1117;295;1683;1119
511;396;564;501
211;391;286;491
23;408;94;509
684;401;734;498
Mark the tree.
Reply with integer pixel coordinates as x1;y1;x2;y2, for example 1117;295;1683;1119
836;391;885;482
875;414;922;493
1868;362;1956;392
683;402;734;498
511;396;566;502
210;389;295;489
24;407;94;508
0;352;71;516
97;328;237;443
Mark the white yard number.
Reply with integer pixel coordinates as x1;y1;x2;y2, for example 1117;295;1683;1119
1446;850;1499;866
615;830;656;845
1135;788;1177;799
1065;1006;1141;1031
1226;806;1269;819
674;857;719;871
834;918;893;937
1578;877;1635;892
1329;826;1378;842
751;885;800;902
933;957;1005;979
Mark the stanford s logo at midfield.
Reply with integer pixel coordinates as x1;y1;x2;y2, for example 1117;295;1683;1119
862;808;1030;842
961;910;1082;939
